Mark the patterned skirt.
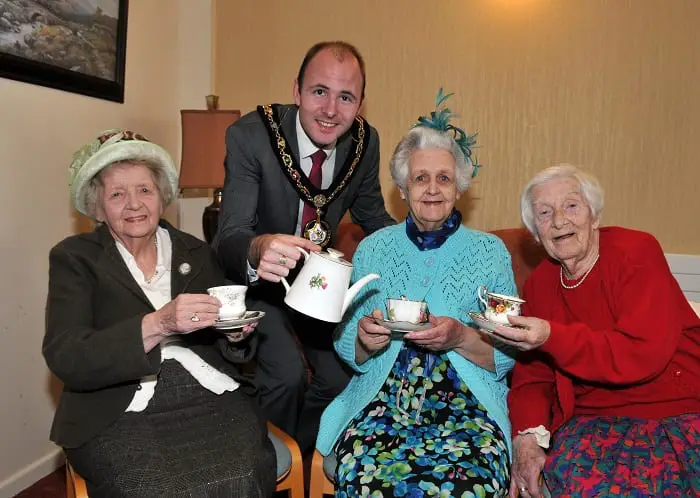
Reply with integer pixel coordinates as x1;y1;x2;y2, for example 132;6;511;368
66;360;277;498
335;346;510;498
544;413;700;497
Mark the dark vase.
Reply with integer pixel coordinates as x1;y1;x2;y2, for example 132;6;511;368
202;188;223;244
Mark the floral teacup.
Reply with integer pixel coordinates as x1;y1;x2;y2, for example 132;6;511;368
477;286;525;324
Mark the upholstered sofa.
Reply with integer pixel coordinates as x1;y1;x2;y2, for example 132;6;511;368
333;222;547;295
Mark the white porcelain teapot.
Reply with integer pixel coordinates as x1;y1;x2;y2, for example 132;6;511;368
281;248;380;323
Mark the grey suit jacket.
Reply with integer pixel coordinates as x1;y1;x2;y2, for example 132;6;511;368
43;221;257;448
214;104;394;284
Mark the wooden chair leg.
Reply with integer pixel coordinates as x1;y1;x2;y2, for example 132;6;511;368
267;422;304;498
66;462;89;498
309;449;334;497
65;465;75;498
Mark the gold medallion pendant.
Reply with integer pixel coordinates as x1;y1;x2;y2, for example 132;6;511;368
303;218;331;247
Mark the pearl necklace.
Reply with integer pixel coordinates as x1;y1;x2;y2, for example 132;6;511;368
560;254;599;289
144;236;159;284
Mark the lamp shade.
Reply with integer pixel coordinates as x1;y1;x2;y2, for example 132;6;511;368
179;109;241;189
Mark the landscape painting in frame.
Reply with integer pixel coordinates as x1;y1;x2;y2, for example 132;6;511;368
0;0;128;102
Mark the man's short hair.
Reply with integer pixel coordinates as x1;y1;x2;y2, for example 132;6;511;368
297;41;366;99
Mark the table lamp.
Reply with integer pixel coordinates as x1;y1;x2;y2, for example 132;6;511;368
179;96;240;243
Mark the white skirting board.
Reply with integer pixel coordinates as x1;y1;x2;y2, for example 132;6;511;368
666;253;700;302
0;448;64;498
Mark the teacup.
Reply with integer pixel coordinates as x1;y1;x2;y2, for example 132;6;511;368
386;297;429;324
477;286;525;324
207;285;247;320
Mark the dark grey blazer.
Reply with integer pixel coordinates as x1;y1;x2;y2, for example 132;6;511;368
214;104;395;284
43;221;257;449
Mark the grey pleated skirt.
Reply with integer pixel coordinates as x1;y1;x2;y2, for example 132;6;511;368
66;360;277;497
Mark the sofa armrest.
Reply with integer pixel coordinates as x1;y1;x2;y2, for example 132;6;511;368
334;222;366;261
490;228;547;296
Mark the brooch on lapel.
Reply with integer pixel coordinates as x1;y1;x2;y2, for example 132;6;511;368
178;263;192;275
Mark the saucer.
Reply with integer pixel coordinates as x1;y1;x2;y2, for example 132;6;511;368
370;317;432;333
213;311;265;330
468;312;523;334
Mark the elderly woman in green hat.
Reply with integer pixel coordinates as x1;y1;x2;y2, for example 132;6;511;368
43;130;276;497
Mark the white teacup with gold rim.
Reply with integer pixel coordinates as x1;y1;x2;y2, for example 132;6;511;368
386;297;429;324
477;286;525;324
207;285;247;321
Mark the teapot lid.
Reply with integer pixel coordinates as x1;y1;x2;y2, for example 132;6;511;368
315;248;352;266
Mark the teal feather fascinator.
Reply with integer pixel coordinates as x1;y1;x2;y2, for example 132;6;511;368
414;88;482;178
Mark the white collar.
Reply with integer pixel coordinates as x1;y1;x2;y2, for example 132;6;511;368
115;226;171;285
295;111;336;159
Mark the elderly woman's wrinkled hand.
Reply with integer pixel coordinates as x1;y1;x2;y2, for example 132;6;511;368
404;315;471;351
156;293;222;335
491;316;551;351
357;309;392;355
509;434;547;498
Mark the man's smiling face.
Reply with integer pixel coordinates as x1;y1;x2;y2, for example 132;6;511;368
293;47;364;148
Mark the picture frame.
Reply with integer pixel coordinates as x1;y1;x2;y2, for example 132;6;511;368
0;0;129;103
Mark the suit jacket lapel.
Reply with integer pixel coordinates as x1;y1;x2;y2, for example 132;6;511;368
334;130;352;180
97;225;152;308
280;106;300;164
97;222;205;306
280;106;303;231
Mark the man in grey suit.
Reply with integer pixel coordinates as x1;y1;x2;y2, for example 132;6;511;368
214;41;395;452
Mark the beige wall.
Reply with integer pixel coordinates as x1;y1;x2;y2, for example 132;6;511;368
214;0;700;253
0;1;212;494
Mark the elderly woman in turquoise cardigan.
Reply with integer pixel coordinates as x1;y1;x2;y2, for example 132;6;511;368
316;93;517;497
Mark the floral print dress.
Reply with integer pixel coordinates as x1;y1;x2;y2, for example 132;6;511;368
334;346;510;498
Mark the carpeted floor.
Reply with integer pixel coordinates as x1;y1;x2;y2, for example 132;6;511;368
14;467;65;497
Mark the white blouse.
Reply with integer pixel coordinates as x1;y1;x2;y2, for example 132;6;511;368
114;227;238;412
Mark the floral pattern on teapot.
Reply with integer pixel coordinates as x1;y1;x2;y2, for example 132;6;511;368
309;274;328;290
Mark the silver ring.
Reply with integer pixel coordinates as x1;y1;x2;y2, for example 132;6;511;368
190;312;200;322
520;487;528;495
278;255;287;266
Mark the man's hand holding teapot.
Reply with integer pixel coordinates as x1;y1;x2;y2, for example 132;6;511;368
250;234;320;282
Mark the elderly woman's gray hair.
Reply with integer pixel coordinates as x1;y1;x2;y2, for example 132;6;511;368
83;160;174;220
390;126;474;193
521;164;605;240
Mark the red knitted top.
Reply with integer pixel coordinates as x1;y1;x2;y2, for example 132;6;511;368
508;227;700;435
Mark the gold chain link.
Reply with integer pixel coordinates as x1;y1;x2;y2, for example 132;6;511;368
261;104;366;209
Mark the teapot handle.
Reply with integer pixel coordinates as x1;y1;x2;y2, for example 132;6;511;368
280;247;310;293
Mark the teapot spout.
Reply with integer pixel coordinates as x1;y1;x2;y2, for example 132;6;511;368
342;273;380;317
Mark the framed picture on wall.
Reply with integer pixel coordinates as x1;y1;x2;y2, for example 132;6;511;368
0;0;128;103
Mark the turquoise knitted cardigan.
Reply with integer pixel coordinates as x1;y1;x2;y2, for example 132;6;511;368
316;223;518;458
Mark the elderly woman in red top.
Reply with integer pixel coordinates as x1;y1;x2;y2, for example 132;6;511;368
490;165;699;498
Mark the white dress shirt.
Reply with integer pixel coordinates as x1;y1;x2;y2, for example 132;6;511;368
292;112;337;236
115;227;239;413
